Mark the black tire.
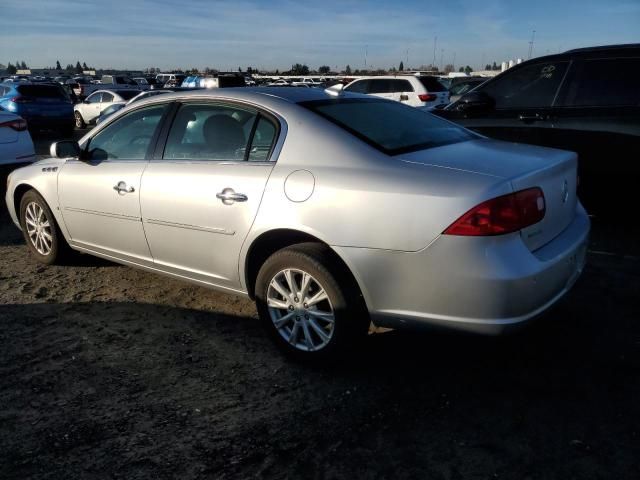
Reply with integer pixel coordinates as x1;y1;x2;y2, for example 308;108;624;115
255;243;369;361
19;189;71;265
74;111;85;129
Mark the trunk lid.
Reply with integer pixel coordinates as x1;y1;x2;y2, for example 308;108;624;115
399;138;579;251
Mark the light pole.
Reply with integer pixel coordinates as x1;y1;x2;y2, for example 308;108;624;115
528;30;536;59
432;36;437;69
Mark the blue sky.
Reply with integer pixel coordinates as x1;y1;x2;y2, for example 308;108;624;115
2;0;639;71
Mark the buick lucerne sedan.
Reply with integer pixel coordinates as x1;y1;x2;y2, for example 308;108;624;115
5;88;589;360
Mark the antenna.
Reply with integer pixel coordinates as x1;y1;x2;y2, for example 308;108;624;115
528;30;536;59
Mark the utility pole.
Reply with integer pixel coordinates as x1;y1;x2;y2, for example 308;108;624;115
452;51;456;71
440;49;444;72
432;36;437;69
406;48;409;67
365;45;368;68
528;30;536;59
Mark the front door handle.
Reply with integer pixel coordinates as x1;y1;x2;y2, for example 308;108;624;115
113;181;135;194
519;113;547;123
216;188;248;205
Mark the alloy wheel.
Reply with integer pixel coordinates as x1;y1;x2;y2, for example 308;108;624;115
267;268;335;351
24;202;53;256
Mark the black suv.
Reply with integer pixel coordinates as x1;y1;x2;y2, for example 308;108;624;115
435;44;640;215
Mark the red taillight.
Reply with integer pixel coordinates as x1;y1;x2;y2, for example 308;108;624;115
0;118;28;131
418;93;437;102
10;96;33;104
443;188;545;236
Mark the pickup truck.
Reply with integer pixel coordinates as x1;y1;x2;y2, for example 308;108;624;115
81;75;149;97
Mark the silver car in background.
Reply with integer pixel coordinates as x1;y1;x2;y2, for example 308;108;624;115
5;88;589;360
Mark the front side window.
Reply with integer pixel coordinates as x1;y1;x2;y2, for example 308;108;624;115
481;61;569;109
86;93;102;104
345;80;369;94
86;104;168;161
302;98;475;155
163;103;277;161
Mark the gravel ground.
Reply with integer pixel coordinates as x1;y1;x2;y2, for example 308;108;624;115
0;134;639;479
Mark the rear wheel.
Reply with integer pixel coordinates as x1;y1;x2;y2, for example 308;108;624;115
255;243;368;361
74;111;85;129
19;190;70;265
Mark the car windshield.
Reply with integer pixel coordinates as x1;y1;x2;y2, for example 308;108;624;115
17;84;67;99
301;98;475;155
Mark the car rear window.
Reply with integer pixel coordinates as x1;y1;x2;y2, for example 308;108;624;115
301;98;474;155
17;85;66;99
115;90;140;100
417;76;447;92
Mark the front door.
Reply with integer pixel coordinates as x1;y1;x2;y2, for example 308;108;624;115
140;101;279;290
58;103;169;264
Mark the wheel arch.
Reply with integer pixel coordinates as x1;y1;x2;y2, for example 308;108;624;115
243;228;369;312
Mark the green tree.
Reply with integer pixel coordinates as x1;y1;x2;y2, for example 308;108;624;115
6;62;17;74
318;65;330;74
20;60;28;69
65;63;74;72
82;62;88;70
345;64;352;75
464;65;473;74
485;64;491;70
56;60;61;70
399;61;404;71
492;61;498;71
459;66;464;72
75;61;83;73
290;63;309;75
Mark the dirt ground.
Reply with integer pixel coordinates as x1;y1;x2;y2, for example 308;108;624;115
1;141;639;479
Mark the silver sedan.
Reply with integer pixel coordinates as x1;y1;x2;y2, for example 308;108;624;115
5;88;590;360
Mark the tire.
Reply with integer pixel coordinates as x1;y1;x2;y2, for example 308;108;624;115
255;243;368;361
19;190;70;265
74;111;85;129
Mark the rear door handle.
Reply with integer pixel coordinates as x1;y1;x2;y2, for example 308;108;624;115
113;181;135;194
216;188;248;205
519;113;547;123
400;94;409;101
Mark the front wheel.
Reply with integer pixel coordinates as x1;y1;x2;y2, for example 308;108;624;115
255;243;368;361
74;111;85;129
19;190;70;265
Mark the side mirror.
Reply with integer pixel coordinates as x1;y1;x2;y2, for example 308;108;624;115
325;83;344;96
50;140;81;159
456;91;495;113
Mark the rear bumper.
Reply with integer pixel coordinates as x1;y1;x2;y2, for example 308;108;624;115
334;203;590;334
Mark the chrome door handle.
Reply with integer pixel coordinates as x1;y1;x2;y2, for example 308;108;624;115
113;181;135;194
518;113;547;123
216;188;248;205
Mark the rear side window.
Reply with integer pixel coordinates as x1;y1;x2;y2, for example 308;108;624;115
101;92;114;103
116;90;139;101
368;79;392;94
557;57;640;107
163;103;277;161
301;98;474;155
17;85;66;99
390;79;413;92
218;76;245;88
418;76;447;92
481;61;569;109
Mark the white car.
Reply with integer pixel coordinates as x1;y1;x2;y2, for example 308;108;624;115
0;109;36;170
74;89;141;128
344;75;449;110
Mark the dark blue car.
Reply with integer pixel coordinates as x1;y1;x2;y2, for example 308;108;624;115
0;82;75;136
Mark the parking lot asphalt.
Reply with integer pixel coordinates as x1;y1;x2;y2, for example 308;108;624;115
1;133;639;479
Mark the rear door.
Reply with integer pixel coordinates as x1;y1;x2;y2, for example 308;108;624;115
140;101;280;290
551;56;640;212
366;79;395;102
82;92;103;122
